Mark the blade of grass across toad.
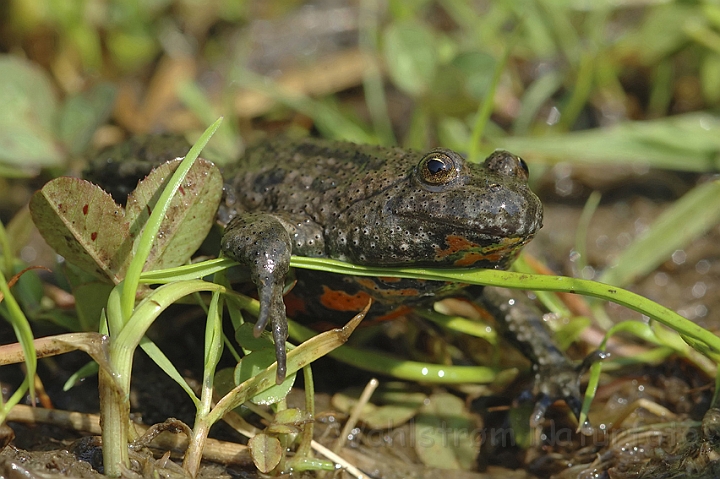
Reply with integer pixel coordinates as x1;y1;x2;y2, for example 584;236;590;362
289;257;720;362
291;257;720;430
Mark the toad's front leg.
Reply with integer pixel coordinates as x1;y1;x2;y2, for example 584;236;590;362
221;213;294;384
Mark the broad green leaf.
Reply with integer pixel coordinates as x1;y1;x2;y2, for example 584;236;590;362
332;385;426;429
30;157;222;285
235;322;275;351
273;408;308;426
29;178;131;284
234;349;296;405
125;158;223;271
267;408;308;435
414;392;479;470
0;55;64;173
57;83;117;156
248;433;282;473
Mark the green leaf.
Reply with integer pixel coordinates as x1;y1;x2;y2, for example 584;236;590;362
139;337;201;407
0;55;64;173
383;21;437;96
125;158;223;271
288;256;720;375
234;349;296;405
30;153;223;286
332;384;426;429
29;178;131;284
267;408;308;435
57;83;117;156
273;408;308;426
235;322;274;351
120;118;222;323
0;267;37;417
248;433;282;473
414;392;479;470
63;361;99;391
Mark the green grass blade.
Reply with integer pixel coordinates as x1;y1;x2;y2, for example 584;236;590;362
0;217;13;276
415;309;497;342
498;113;720;172
201;290;223;414
139;258;236;283
0;267;36;409
360;0;396;146
512;70;564;135
115;280;225;354
600;180;720;287
139;338;200;407
287;318;501;383
120;118;222;321
467;24;520;161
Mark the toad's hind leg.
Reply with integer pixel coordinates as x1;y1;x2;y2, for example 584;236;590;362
478;286;603;426
221;213;292;384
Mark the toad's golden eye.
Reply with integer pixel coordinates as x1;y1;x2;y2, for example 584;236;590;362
418;149;462;186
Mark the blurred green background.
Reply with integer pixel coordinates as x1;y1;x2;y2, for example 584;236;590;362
4;0;720;180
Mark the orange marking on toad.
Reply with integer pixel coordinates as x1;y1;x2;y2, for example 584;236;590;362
319;286;373;312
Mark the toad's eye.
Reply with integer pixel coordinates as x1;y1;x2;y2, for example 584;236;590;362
518;158;529;175
418;149;462;186
485;150;530;180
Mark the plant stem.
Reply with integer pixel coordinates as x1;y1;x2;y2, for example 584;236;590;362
101;281;224;477
98;366;129;477
184;290;223;477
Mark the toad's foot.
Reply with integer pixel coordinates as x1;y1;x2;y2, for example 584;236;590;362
221;213;292;384
530;350;607;427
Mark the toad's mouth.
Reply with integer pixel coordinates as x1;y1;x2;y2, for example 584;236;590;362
432;233;530;266
394;211;542;240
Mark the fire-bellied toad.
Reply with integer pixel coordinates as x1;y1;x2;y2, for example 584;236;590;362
86;135;585;422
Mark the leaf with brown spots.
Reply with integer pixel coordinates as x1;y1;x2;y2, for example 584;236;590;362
125;158;222;270
29;158;223;285
29;178;131;283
